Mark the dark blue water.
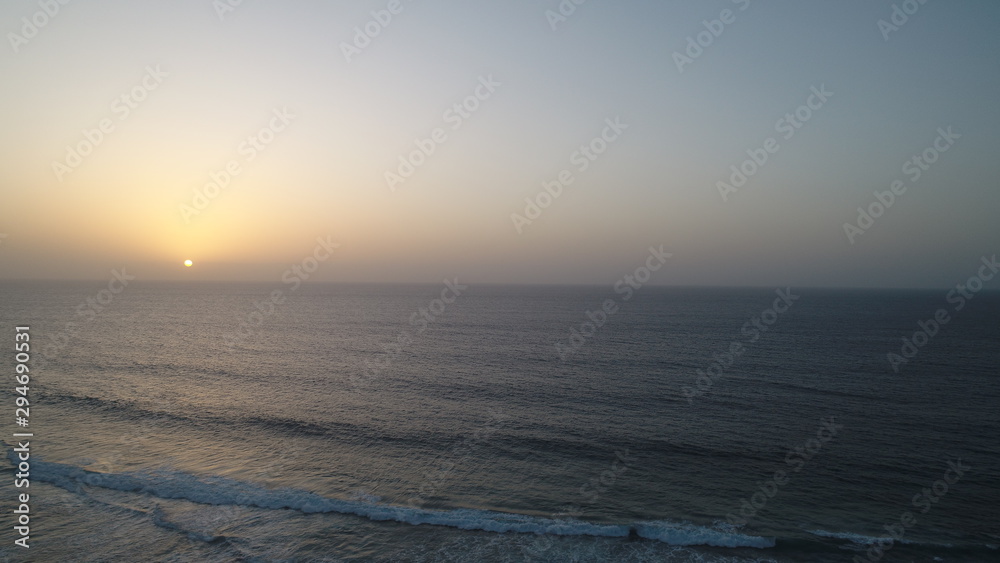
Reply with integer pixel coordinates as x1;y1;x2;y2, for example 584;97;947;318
1;282;998;562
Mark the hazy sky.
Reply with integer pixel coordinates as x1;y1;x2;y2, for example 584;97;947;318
1;0;998;287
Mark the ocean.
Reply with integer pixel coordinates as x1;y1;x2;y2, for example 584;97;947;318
1;281;997;562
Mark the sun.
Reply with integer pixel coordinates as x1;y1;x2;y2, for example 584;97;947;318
184;259;193;267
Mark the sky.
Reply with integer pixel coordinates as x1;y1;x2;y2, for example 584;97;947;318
1;0;998;288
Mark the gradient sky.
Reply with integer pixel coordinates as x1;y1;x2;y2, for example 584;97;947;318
1;0;998;287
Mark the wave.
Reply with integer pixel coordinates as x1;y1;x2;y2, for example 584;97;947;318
149;507;223;543
36;389;360;439
11;449;774;549
37;389;767;466
635;521;775;548
807;529;952;548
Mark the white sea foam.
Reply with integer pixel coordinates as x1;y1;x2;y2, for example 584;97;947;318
16;450;775;548
635;520;775;548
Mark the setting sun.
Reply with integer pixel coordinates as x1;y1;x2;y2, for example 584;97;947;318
184;259;193;267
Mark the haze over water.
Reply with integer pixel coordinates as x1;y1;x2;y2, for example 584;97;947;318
1;1;999;562
2;0;999;287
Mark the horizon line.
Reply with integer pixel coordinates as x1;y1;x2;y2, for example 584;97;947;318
1;278;996;293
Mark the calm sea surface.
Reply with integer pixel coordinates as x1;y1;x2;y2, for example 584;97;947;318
1;282;998;562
